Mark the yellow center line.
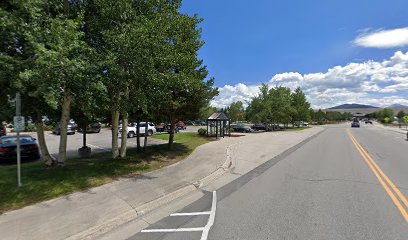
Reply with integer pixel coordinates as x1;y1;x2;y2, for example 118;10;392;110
347;130;408;222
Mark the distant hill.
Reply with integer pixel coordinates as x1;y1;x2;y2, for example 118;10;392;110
328;103;379;110
388;104;408;110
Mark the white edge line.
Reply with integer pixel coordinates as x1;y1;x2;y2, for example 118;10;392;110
170;211;211;216
141;227;204;233
200;191;217;240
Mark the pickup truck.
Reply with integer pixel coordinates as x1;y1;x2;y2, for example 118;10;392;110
119;122;156;138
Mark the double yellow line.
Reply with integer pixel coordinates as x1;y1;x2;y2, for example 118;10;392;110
347;130;408;222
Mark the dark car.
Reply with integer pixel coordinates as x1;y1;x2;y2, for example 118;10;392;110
184;120;195;126
365;120;373;124
78;123;101;133
52;123;76;135
351;121;360;127
251;124;267;131
0;135;40;162
0;125;6;136
230;124;252;133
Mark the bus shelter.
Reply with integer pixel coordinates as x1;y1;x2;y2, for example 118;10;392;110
206;112;230;139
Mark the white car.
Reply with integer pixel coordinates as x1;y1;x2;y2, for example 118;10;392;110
119;122;156;138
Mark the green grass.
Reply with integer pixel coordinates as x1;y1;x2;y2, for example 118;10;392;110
0;133;207;213
286;126;311;131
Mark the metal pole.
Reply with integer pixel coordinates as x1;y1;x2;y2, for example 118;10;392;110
16;93;22;187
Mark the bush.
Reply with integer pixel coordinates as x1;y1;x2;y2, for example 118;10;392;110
25;124;36;132
44;125;54;131
197;128;207;136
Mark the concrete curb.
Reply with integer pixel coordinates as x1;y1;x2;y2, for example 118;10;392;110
65;185;197;240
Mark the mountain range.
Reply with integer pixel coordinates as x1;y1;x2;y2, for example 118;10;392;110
328;104;379;110
325;103;408;114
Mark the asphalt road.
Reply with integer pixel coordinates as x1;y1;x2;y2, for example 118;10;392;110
130;123;408;240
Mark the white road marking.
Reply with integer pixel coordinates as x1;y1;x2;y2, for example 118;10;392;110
140;191;217;238
141;227;204;233
170;211;211;216
200;191;217;240
87;144;110;152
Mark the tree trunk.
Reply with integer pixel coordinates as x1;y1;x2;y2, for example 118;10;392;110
168;121;176;149
35;118;56;167
111;110;120;159
136;121;141;152
82;122;87;147
57;90;72;166
143;120;148;152
120;113;128;158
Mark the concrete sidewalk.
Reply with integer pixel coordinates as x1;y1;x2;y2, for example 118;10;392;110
0;127;324;240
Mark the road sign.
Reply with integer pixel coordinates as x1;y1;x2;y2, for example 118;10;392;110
13;116;25;132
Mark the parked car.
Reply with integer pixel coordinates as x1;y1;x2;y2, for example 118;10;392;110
270;124;285;131
184;120;195;126
52;123;76;135
351;121;360;128
251;124;267;131
0;125;6;136
155;123;181;133
0;135;40;162
176;121;186;130
293;121;308;127
198;121;206;126
365;120;373;124
119;122;156;138
77;123;101;133
230;124;252;133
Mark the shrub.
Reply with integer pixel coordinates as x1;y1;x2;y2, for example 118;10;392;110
197;128;207;136
43;125;54;131
25;124;36;132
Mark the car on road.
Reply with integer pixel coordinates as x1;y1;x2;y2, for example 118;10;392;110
77;123;101;133
119;122;156;138
0;125;6;136
351;121;360;127
52;123;76;135
230;124;252;133
0;135;40;162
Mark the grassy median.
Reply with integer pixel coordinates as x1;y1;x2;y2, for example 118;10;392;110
0;132;207;214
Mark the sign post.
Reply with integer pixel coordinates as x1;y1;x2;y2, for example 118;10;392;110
14;93;24;187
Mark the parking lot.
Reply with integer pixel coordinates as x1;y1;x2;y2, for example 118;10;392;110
3;125;207;159
6;128;168;159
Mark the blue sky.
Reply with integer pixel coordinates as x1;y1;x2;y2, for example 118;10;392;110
181;0;408;108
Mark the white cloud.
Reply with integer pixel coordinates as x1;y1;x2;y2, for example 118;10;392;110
211;83;259;108
212;51;408;109
354;27;408;48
